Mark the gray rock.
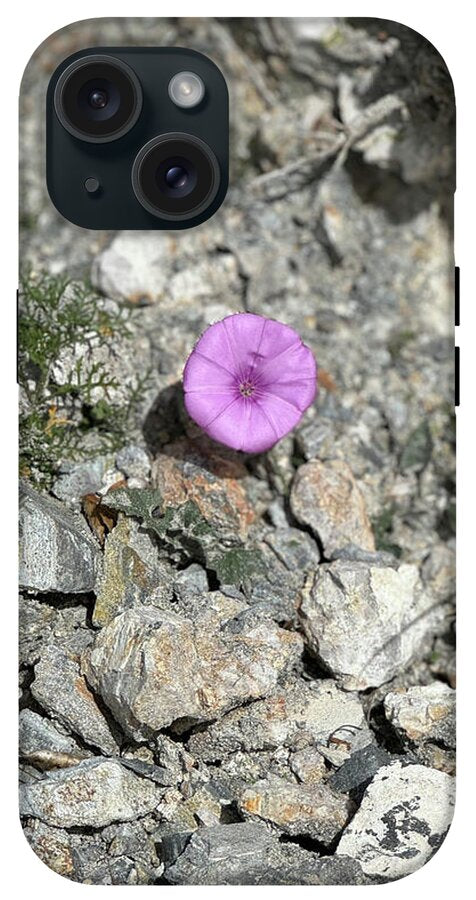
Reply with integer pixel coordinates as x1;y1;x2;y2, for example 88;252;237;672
19;709;91;769
239;774;353;843
19;481;100;593
173;564;209;600
19;595;93;666
384;683;455;748
52;455;118;505
22;820;75;878
82;595;303;740
290;459;375;556
289;747;328;784
31;644;118;755
19;759;164;828
244;527;320;622
336;761;455;879
104;820;159;867
163;820;370;885
163;822;315;885
115;445;151;480
300;559;446;689
188;678;369;762
92;515;175;627
328;744;392;794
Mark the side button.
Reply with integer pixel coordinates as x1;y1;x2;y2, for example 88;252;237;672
16;288;19;385
455;266;460;326
455;346;460;407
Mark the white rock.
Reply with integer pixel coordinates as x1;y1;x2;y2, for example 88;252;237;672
336;761;455;879
384;684;455;746
300;559;445;690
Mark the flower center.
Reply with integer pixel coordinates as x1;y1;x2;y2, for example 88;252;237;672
239;380;255;398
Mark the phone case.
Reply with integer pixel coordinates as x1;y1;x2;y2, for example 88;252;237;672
19;17;456;886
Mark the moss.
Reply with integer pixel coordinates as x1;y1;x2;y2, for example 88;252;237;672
371;505;402;558
18;269;152;487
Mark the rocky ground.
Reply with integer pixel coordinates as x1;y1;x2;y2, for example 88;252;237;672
19;18;455;885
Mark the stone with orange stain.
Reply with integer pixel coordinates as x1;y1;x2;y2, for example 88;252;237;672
20;759;163;828
384;683;455;747
23;821;74;877
31;644;118;755
290;458;375;556
187;678;368;763
151;438;258;541
82;595;303;741
239;775;353;844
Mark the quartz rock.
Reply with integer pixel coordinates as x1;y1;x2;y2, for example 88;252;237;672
300;559;446;689
290;459;375;555
239;775;353;843
336;761;455;879
82;596;303;740
151;439;258;542
384;683;455;747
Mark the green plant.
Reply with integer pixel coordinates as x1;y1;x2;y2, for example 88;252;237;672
105;487;264;586
19;270;151;485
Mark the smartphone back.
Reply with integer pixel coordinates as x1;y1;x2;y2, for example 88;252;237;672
19;17;456;886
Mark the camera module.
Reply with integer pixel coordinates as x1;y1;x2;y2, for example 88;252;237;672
54;54;142;143
131;132;220;221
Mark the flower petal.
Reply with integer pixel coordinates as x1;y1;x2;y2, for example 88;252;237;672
182;313;318;454
205;397;284;454
184;388;237;430
183;348;237;393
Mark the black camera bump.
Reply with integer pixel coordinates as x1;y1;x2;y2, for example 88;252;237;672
46;47;229;230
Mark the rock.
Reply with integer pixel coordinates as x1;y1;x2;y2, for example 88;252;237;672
91;230;241;311
336;762;455;879
300;559;446;689
19;759;164;828
289;747;327;784
239;775;353;843
19;709;91;770
243;527;320;622
19;595;93;666
290;459;375;555
188;678;369;762
19;481;100;593
31;645;118;755
82;597;303;740
328;744;392;794
173;564;209;600
384;684;455;747
52;455;120;505
104;821;159;867
92;515;174;627
115;445;151;481
22;820;74;878
151;439;258;542
163;821;346;885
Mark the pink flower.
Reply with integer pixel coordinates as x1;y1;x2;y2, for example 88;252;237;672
183;313;317;453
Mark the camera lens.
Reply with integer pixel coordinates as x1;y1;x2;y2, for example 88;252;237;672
165;166;188;190
132;133;220;221
89;89;108;109
54;55;142;143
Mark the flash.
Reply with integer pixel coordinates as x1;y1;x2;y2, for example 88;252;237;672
168;71;205;109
